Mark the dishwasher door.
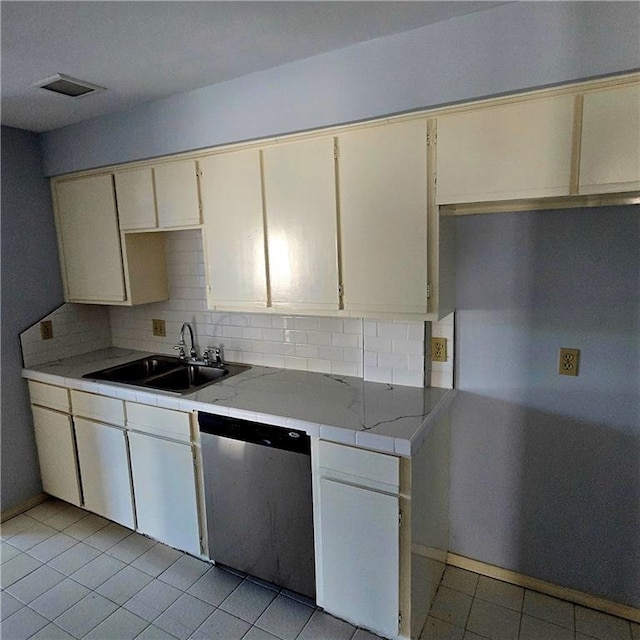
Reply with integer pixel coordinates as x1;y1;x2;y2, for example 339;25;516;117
199;413;316;599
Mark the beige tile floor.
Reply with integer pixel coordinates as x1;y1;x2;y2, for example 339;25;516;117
419;565;639;640
1;499;638;640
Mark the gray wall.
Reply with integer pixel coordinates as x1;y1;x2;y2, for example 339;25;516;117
40;1;640;176
1;126;64;512
452;208;640;608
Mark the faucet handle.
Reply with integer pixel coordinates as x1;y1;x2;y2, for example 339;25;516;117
203;347;223;366
173;344;186;359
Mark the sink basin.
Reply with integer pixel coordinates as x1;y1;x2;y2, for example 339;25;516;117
83;356;250;394
84;355;183;383
143;364;228;392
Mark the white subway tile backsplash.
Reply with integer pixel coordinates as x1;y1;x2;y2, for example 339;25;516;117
363;321;377;337
6;230;425;387
378;353;409;370
316;317;344;333
317;346;344;362
343;319;363;334
364;351;378;367
364;366;393;384
249;315;274;329
376;322;409;340
364;336;393;353
408;355;425;371
331;362;361;378
293;317;319;331
21;304;111;368
343;348;362;363
393;370;424;388
331;332;360;349
306;331;333;346
284;329;308;344
306;359;332;374
223;326;243;339
407;322;426;341
241;327;263;341
295;344;319;359
284;356;308;371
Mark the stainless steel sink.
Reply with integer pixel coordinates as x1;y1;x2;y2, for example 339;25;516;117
84;355;183;383
83;356;250;394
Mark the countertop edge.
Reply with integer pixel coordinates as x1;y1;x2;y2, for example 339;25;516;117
22;352;452;458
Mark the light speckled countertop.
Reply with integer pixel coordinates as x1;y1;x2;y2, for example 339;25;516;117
22;348;452;456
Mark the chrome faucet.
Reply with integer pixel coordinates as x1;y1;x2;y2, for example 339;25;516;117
174;322;198;360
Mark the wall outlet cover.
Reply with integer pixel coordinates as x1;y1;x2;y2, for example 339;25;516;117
431;337;447;362
40;320;53;340
559;347;580;376
152;318;166;337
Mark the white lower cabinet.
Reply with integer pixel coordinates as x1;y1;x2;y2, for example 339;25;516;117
74;417;135;528
319;478;400;638
316;441;402;639
128;431;201;556
28;381;82;506
31;405;82;506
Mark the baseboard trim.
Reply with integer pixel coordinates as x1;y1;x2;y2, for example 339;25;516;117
1;493;48;523
447;552;640;624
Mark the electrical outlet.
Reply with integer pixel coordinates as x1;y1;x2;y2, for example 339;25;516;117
431;337;447;362
559;348;580;376
152;319;166;337
40;320;53;340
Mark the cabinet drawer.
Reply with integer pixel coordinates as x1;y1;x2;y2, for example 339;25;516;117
28;381;70;413
126;403;191;443
318;441;400;493
71;390;125;426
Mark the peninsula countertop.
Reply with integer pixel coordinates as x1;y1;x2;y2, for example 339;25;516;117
22;347;452;456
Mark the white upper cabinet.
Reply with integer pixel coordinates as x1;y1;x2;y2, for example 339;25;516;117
338;119;429;315
436;95;575;204
154;159;201;228
579;83;640;194
114;167;157;230
263;137;340;311
54;175;126;303
199;150;268;309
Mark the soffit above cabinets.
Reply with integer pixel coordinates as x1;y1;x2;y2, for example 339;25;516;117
1;1;505;132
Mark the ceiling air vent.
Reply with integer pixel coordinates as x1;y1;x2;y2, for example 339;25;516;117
34;73;105;98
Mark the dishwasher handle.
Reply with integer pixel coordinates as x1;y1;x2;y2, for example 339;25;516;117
198;412;310;455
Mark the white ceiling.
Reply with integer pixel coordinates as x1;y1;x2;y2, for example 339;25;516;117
1;1;505;133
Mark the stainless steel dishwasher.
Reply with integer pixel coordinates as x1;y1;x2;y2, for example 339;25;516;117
198;412;316;599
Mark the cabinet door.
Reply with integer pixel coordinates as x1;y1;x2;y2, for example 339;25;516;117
31;406;82;506
436;95;575;204
74;418;134;528
579;84;640;194
114;168;157;230
128;432;201;556
54;175;126;303
338;120;429;315
263;137;340;311
154;160;201;228
319;478;399;638
199;150;268;308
